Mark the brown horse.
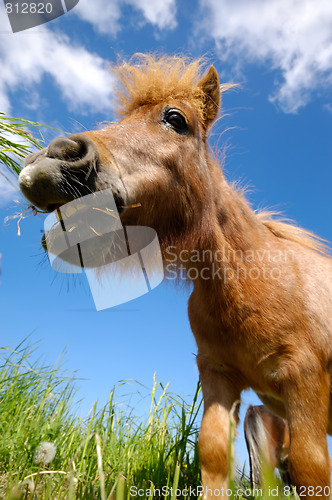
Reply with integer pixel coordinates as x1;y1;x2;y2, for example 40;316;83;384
244;405;291;489
18;55;332;499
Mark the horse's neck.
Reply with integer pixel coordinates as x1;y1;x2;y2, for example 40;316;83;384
163;166;269;271
215;180;266;255
194;168;266;260
189;177;273;318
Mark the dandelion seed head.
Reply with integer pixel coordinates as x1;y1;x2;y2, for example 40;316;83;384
33;441;56;465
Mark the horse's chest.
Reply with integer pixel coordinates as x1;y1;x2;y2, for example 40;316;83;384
189;310;255;374
188;297;277;391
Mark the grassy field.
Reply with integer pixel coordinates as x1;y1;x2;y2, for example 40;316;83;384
0;340;292;500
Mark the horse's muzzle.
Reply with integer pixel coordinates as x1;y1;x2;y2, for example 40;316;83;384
19;134;100;212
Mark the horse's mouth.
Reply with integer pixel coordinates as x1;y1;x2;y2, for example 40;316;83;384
39;198;132;270
20;168;129;264
40;194;127;256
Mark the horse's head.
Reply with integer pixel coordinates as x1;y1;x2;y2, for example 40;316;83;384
19;56;227;260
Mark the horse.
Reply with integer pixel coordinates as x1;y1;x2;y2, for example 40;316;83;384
18;54;332;499
244;405;291;489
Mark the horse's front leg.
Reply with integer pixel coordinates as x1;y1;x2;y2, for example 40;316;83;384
197;354;242;498
284;366;330;500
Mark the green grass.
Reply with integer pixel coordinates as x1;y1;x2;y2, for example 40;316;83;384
0;112;47;176
0;340;293;499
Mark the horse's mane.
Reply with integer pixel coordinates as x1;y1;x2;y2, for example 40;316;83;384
112;53;230;121
257;211;331;256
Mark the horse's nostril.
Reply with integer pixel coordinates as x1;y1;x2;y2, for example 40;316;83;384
47;137;83;161
46;134;99;166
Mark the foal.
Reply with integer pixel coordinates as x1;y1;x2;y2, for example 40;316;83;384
19;55;332;499
244;405;291;489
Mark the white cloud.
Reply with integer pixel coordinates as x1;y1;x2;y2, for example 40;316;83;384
128;0;177;30
75;0;177;35
74;0;122;36
0;10;114;116
199;0;332;112
324;103;332;113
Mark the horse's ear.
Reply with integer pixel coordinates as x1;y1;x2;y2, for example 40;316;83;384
198;65;220;128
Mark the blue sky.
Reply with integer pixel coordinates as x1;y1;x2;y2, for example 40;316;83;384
1;0;332;471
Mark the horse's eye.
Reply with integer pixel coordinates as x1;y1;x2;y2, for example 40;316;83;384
164;110;188;134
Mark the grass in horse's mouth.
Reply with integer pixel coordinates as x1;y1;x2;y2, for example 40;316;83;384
40;202;142;253
6;204;47;237
10;201;141;257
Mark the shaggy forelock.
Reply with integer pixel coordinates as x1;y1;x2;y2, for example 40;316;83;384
112;53;207;121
